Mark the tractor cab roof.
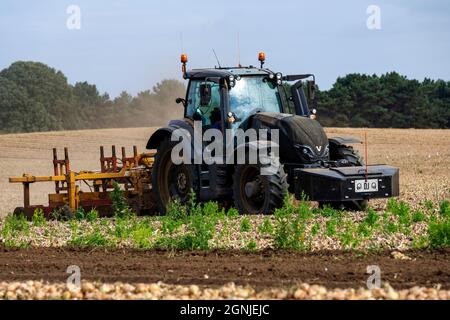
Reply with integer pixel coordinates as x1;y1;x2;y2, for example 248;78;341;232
185;67;273;80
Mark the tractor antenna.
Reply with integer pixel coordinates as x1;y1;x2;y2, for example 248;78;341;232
364;131;369;181
180;32;184;52
212;49;221;68
237;32;241;67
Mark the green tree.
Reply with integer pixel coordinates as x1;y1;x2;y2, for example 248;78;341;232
1;61;448;133
317;72;449;129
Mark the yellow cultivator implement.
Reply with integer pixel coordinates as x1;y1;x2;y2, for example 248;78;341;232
9;146;156;218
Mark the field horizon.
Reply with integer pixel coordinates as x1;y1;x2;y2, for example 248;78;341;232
1;127;449;216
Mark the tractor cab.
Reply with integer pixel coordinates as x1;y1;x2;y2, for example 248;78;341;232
178;53;317;134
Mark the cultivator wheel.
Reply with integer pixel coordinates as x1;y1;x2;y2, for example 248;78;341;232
13;207;25;217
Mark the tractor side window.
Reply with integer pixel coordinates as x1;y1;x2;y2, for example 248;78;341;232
186;81;199;119
281;83;295;114
186;80;221;130
280;81;310;116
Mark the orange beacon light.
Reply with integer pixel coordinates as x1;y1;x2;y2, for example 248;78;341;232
258;52;265;68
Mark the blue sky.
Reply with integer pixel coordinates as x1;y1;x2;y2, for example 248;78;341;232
1;0;449;97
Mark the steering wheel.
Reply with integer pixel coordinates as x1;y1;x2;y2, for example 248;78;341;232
233;107;263;123
249;107;264;115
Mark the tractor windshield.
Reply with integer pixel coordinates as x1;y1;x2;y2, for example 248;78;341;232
229;76;282;126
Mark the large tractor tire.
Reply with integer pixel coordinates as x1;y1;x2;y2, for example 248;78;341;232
320;145;368;211
333;145;363;167
232;158;288;215
152;138;195;215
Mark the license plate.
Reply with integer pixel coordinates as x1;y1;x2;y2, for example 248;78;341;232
355;179;378;193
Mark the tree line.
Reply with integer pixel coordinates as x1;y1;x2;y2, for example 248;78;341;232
0;61;185;133
317;72;450;128
0;61;448;133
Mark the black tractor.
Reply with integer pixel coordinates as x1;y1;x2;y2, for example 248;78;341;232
147;53;399;214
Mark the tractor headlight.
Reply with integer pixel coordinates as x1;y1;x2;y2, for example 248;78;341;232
295;144;315;160
275;73;282;85
324;144;330;157
269;73;275;79
228;75;236;87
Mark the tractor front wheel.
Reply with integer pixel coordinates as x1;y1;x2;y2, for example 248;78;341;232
232;160;288;215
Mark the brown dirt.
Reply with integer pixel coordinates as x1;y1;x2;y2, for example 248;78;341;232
1;127;448;216
0;247;448;290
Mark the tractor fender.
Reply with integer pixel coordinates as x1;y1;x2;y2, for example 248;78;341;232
146;127;174;149
328;136;362;147
146;118;195;149
146;119;201;164
328;137;362;145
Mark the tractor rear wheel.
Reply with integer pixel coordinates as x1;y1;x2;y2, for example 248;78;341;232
152;138;195;215
333;145;363;166
321;145;368;211
232;159;288;214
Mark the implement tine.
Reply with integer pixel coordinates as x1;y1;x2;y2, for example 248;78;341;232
53;148;58;174
53;148;59;193
112;145;117;172
64;147;70;173
100;146;105;172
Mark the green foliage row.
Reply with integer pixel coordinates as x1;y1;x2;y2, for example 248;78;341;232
156;191;233;250
271;197;450;250
0;188;448;250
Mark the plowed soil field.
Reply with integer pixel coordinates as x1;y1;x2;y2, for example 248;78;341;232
1;127;448;216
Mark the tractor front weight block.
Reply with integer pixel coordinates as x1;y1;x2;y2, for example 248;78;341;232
293;165;399;202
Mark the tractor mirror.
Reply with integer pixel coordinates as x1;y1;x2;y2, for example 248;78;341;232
175;98;186;107
307;80;316;101
200;83;212;106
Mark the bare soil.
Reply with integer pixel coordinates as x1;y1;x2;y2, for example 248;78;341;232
1;127;448;216
1;127;448;298
0;247;448;290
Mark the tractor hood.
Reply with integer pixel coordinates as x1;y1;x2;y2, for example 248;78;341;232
250;112;329;163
